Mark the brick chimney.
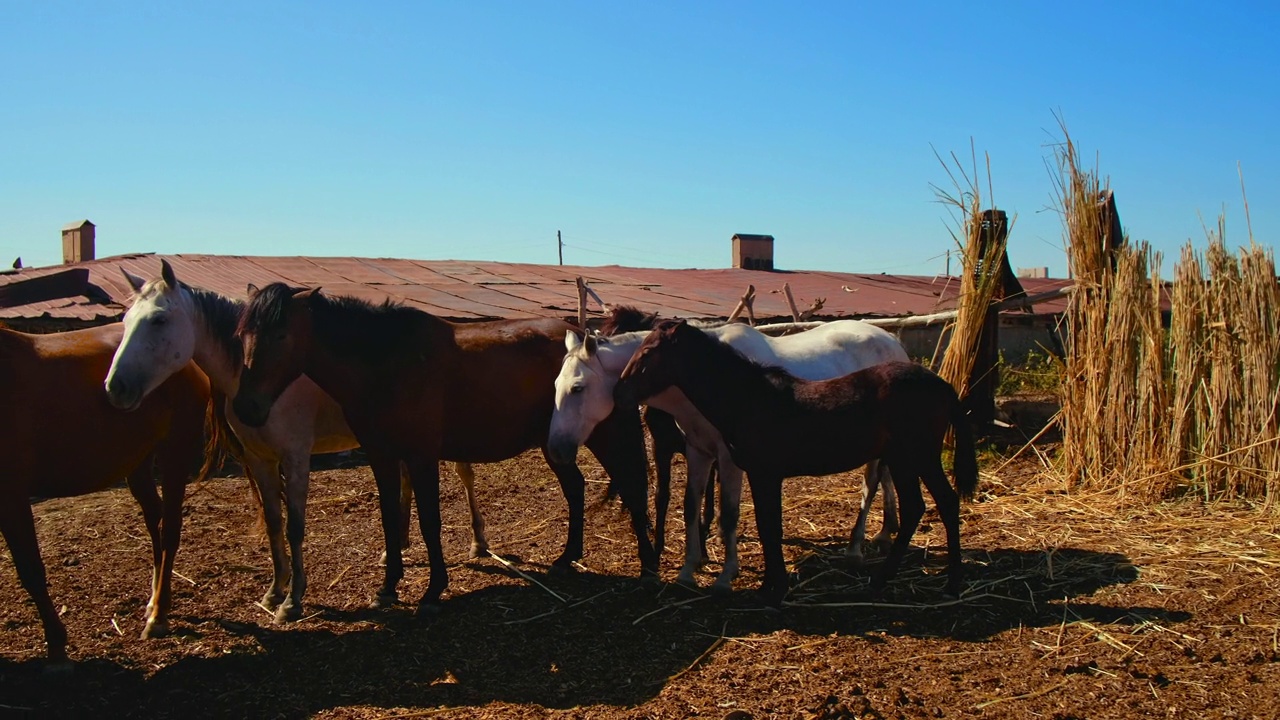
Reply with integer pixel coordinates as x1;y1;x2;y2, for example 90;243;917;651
62;220;95;264
731;233;774;270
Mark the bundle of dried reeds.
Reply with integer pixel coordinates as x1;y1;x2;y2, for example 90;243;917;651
933;148;1009;401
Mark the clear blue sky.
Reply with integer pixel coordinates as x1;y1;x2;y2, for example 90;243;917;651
2;2;1275;277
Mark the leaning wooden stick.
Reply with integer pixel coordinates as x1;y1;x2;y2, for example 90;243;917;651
782;282;802;322
575;276;588;330
727;284;755;324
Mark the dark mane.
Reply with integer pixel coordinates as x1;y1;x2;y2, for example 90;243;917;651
600;305;663;335
237;282;304;337
666;320;796;390
601;305;727;336
239;282;437;365
183;282;245;366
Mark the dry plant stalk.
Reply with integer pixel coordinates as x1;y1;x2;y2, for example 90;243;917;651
1057;121;1279;507
933;145;1010;400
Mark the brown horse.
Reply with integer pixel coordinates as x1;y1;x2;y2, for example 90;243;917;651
231;284;657;615
617;319;978;605
1;323;216;667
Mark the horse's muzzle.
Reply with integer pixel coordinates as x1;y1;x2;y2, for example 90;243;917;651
104;378;143;412
546;436;580;466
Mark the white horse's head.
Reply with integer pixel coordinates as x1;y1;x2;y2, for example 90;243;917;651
548;331;625;463
105;260;198;411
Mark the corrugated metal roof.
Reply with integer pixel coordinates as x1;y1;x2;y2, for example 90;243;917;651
0;253;1074;324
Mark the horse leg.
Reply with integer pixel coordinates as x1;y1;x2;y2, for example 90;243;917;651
644;407;685;558
872;459;926;595
275;452;312;623
378;462;414;565
0;497;69;667
370;454;406;608
123;457;163;623
452;461;490;559
847;461;879;565
748;474;788;607
875;462;900;554
584;405;659;577
676;446;716;587
406;458;447;616
710;460;744;596
542;448;586;574
700;462;717;556
920;460;965;597
142;440;194;640
244;454;289;612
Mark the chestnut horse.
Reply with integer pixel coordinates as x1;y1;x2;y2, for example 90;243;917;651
106;260;492;623
617;319;978;605
1;323;216;666
232;284;657;614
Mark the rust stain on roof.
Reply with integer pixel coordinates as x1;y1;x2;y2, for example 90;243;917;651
0;253;1074;324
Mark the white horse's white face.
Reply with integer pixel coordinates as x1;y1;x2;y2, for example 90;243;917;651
105;264;197;411
549;332;625;462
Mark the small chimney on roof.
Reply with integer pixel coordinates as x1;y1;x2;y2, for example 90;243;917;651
62;220;96;264
732;233;774;271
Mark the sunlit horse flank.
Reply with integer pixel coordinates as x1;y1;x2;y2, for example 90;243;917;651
617;319;979;605
2;322;217;668
106;260;491;623
550;310;907;593
232;283;657;615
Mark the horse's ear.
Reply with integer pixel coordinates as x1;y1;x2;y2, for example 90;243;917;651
246;283;260;297
121;268;147;294
564;331;582;353
583;333;598;356
160;259;178;288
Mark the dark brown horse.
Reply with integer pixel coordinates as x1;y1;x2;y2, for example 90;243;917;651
231;284;656;615
1;323;217;667
617;319;978;605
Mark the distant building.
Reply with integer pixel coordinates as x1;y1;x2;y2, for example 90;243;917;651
731;233;774;271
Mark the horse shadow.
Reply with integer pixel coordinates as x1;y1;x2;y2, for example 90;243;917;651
0;545;1179;718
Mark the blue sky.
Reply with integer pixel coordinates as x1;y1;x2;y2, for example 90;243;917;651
1;2;1275;277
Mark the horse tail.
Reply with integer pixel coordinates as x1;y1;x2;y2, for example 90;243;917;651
198;386;244;484
949;395;980;501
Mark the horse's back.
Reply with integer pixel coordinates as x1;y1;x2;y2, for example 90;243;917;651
1;325;209;498
434;318;576;460
771;320;909;379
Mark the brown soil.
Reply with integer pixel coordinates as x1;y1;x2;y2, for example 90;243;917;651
2;447;1278;719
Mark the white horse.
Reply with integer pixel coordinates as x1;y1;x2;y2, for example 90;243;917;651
105;260;489;623
550;319;910;593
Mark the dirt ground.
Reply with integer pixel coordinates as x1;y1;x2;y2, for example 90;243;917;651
2;443;1279;719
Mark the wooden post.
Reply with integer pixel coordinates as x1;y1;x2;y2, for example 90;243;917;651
782;282;801;322
727;284;755;325
966;209;1016;425
575;276;588;329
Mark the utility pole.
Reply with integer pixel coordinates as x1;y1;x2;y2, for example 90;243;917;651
945;249;951;277
558;230;563;265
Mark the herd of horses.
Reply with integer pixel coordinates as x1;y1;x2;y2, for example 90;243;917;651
2;259;979;668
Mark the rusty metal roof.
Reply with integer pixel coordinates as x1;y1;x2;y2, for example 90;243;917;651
0;253;1074;324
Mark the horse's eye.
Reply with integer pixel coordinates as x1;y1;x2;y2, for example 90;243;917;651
151;316;168;327
570;384;584;394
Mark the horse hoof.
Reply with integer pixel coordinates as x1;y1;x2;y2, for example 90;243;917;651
548;561;576;577
370;592;398;610
261;592;284;611
43;659;74;675
709;580;734;598
468;544;490;561
845;550;866;567
140;620;170;640
415;601;442;620
274;603;303;624
638;569;662;588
